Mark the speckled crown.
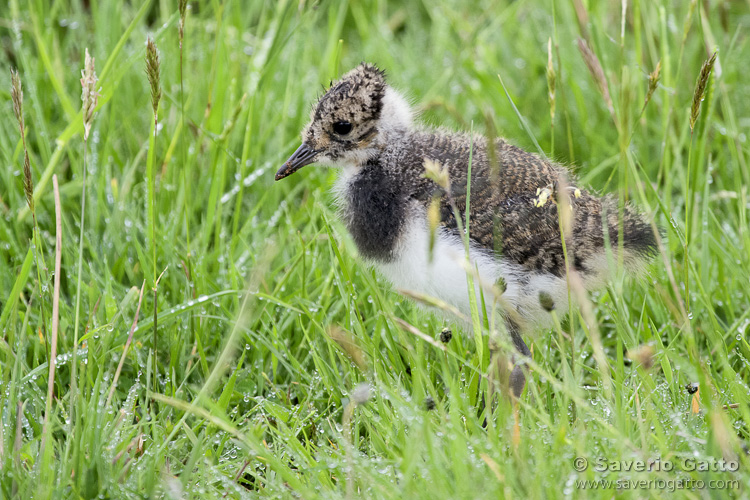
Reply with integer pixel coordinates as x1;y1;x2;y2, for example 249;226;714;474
313;63;387;123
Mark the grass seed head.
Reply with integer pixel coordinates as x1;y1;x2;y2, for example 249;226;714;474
644;60;661;109
350;383;371;406
539;291;555;312
145;37;162;118
23;151;33;211
10;68;24;137
427;194;441;262
626;344;655;370
423;159;450;191
179;0;188;43
494;275;507;296
546;38;556;122
80;48;99;141
690;50;717;132
576;38;614;117
10;69;34;211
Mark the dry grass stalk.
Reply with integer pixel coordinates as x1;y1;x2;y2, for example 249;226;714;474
396;289;468;322
146;37;162;121
80;48;99;141
576;38;615;120
571;0;590;43
480;454;505;481
41;175;63;457
512;404;521;448
107;281;146;407
394;318;447;352
427;194;441;262
567;267;612;397
14;401;24;470
689;50;717;132
326;326;368;371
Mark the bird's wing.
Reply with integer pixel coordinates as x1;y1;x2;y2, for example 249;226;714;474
433;137;574;275
402;132;654;276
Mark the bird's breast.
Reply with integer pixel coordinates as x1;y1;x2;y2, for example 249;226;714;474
334;161;408;262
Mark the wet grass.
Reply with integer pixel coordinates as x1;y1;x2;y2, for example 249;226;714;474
1;0;749;498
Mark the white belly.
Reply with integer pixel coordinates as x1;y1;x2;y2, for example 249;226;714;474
375;214;570;331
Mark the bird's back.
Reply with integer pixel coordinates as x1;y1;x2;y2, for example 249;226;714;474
385;130;656;281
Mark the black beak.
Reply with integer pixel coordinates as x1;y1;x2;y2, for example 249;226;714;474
275;143;318;181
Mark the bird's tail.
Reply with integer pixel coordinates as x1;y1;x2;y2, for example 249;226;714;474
573;196;657;287
605;197;657;264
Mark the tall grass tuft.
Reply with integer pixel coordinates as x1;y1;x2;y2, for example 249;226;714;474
10;68;48;361
145;36;162;393
69;47;99;439
684;50;717;314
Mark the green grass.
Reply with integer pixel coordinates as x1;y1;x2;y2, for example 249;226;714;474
1;0;749;498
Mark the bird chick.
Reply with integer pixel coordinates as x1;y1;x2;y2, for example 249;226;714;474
276;63;656;396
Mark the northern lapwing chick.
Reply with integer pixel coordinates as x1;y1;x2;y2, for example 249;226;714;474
276;63;656;396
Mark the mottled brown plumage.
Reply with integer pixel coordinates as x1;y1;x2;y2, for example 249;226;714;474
387;131;655;278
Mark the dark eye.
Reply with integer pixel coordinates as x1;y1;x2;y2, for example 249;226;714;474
333;121;353;135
